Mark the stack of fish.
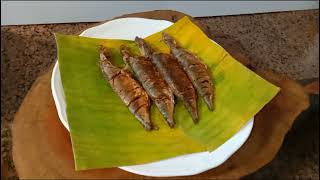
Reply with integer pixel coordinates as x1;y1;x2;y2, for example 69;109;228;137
99;33;214;130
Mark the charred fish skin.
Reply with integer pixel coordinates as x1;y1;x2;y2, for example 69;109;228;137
120;45;175;128
151;53;198;123
162;32;214;110
135;37;198;123
99;46;153;131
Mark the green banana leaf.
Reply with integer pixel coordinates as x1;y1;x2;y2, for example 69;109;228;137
55;17;280;170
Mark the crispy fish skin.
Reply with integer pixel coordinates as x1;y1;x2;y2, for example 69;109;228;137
152;53;198;122
135;37;198;123
120;45;175;128
162;32;214;110
99;46;153;131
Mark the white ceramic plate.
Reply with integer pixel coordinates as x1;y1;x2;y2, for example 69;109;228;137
51;17;254;177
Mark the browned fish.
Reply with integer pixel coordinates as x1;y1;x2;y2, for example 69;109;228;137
99;46;153;130
162;32;214;110
120;45;175;128
135;37;198;123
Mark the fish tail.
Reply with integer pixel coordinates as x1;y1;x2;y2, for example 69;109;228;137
134;105;154;131
204;94;213;111
184;98;199;123
156;99;175;128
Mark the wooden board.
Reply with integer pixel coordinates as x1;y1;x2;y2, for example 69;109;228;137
12;10;311;179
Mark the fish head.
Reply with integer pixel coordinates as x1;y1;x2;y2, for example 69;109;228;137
134;37;154;58
119;44;130;54
99;46;121;80
99;46;112;62
119;45;132;59
119;44;132;67
162;32;178;48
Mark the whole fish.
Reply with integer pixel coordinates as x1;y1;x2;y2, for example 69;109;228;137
99;46;153;130
120;45;175;128
162;32;214;110
135;37;198;123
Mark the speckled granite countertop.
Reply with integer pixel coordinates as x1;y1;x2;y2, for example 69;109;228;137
1;10;319;179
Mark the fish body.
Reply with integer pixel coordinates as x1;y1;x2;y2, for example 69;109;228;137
135;37;198;123
120;46;175;127
99;47;153;130
162;32;214;110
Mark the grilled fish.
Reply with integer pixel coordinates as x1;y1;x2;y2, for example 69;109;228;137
120;45;175;128
99;46;153;130
162;32;214;110
135;37;199;123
